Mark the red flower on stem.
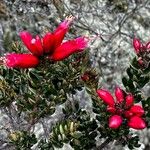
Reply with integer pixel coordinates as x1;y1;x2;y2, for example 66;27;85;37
132;38;150;67
1;16;88;68
97;87;146;130
20;16;88;61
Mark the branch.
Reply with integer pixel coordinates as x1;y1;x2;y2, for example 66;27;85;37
96;138;112;150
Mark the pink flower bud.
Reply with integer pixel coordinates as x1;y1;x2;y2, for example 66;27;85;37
128;116;146;130
133;38;141;54
97;89;115;106
129;105;145;117
81;74;89;82
43;32;54;53
125;94;134;108
4;53;39;68
138;57;144;66
109;115;122;129
50;37;88;61
115;87;124;103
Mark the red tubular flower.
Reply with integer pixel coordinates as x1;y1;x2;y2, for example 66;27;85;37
97;89;115;106
109;115;122;129
125;94;134;108
133;38;141;54
115;87;124;103
43;32;54;54
20;31;43;56
50;37;88;61
53;16;75;49
129;105;145;117
3;53;39;68
128;116;146;130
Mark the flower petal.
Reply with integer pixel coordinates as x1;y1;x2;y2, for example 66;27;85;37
133;38;141;54
53;16;75;49
43;32;54;54
50;37;88;61
4;53;39;68
129;105;145;117
109;115;122;129
20;31;33;51
128;116;146;130
115;87;124;103
125;94;134;108
97;89;115;106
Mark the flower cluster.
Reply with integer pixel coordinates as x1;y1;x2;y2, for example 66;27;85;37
1;16;88;68
97;87;146;130
133;38;150;67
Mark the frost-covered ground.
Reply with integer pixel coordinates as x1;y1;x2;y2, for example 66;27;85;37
0;0;150;149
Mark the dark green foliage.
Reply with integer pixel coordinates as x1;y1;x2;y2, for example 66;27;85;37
38;100;98;150
9;131;37;150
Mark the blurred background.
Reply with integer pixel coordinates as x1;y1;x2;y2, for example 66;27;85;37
0;0;150;149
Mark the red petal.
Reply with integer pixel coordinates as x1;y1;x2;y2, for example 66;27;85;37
115;87;124;103
97;89;115;106
125;94;134;108
43;32;54;53
50;37;88;61
30;36;43;56
133;38;141;54
124;110;133;118
107;106;116;113
109;115;122;129
128;116;146;130
5;53;39;68
129;105;145;117
20;31;33;51
53;16;74;49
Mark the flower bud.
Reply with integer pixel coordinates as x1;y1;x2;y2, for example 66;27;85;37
133;38;141;54
125;94;134;108
97;89;115;106
109;115;122;129
128;116;146;130
115;87;124;103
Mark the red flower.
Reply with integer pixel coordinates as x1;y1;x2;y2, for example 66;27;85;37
3;53;39;68
19;16;87;61
97;87;146;130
